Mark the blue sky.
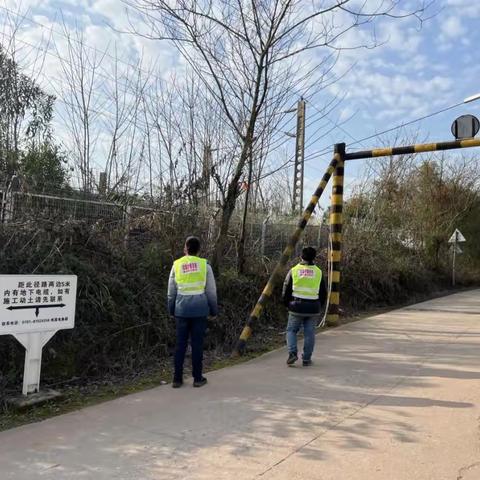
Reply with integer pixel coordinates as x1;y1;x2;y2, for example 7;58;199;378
302;0;480;201
1;0;479;206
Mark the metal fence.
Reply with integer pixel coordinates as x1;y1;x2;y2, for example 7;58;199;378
0;190;325;258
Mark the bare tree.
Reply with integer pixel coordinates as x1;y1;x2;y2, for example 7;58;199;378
54;24;107;194
124;0;429;272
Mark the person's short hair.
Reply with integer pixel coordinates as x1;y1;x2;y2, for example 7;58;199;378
301;246;316;263
185;236;201;255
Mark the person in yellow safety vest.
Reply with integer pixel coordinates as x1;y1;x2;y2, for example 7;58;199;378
168;236;218;388
282;246;327;366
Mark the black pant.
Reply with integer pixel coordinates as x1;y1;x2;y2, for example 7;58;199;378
174;317;207;382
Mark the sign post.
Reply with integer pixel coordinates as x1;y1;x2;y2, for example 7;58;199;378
0;275;77;396
448;229;466;287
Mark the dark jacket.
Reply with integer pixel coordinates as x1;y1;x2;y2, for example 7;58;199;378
282;261;327;316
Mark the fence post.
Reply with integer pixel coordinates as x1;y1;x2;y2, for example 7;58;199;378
261;216;269;257
0;190;5;223
326;143;345;327
316;216;323;249
2;188;15;223
123;205;132;249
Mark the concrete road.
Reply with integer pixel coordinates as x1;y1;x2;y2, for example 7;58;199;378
1;290;480;479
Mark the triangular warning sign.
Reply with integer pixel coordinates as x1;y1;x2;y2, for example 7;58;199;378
448;229;466;243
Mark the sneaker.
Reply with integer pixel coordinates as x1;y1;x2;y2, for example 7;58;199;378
287;353;298;365
172;379;183;388
193;377;208;388
302;359;312;367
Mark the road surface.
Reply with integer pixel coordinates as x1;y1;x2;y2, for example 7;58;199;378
1;290;480;479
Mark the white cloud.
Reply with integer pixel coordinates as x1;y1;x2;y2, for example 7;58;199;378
445;0;480;17
4;0;46;10
377;22;422;55
441;16;465;38
334;69;455;124
92;0;129;30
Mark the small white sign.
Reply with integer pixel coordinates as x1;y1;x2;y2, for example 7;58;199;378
448;229;466;244
0;275;77;335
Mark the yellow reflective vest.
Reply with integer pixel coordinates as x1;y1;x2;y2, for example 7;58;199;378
173;256;208;295
291;263;322;300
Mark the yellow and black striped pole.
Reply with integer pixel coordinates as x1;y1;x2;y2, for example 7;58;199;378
344;137;480;160
326;143;345;326
234;155;340;355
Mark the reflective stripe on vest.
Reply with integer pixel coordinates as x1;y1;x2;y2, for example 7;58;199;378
291;264;322;300
173;256;207;296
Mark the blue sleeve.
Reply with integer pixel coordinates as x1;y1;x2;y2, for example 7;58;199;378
167;267;177;316
205;265;218;316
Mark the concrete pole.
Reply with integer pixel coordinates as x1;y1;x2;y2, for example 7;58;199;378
292;99;306;215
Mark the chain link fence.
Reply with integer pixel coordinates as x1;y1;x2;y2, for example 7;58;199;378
10;192;125;224
0;190;326;259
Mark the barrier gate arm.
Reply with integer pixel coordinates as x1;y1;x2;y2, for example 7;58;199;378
343;137;480;160
234;154;341;355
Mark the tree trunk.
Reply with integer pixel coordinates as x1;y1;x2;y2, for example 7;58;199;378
237;146;253;273
212;194;237;275
211;135;254;274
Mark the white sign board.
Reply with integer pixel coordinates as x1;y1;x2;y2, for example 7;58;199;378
0;275;77;396
448;229;466;244
0;275;77;335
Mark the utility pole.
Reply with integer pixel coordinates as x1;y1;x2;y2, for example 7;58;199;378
292;99;306;215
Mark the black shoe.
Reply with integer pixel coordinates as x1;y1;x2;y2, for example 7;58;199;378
172;379;183;388
287;353;298;365
302;359;312;367
193;377;208;388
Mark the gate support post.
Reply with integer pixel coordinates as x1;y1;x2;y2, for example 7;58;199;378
326;143;345;327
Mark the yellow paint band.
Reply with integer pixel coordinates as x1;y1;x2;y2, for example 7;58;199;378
414;143;437;153
332;176;344;185
330;251;342;262
239;326;252;341
329;292;340;304
252;304;263;318
331;271;340;283
372;148;393;157
460;138;480;148
330;213;343;224
262;283;274;297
